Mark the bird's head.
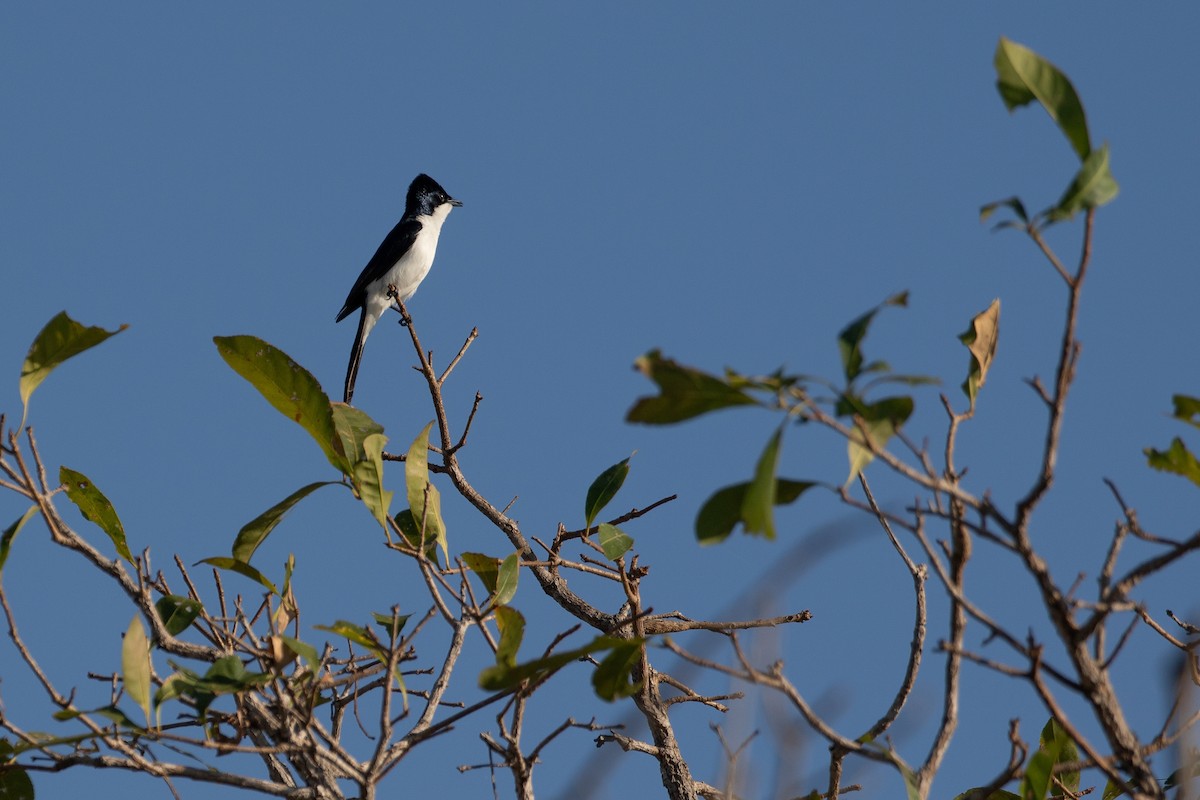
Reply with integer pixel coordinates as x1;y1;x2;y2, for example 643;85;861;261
408;173;462;216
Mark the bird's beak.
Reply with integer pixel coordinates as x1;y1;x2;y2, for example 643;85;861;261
450;198;463;208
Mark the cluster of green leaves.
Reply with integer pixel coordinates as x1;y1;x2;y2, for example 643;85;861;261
469;455;642;701
627;293;1001;545
982;38;1119;230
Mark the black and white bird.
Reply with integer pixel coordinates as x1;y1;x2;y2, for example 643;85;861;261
335;174;462;404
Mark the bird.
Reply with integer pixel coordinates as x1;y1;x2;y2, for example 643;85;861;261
335;173;462;404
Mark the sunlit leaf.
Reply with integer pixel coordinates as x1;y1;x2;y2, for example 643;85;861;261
494;552;520;606
597;523;634;560
994;37;1090;160
60;467;134;565
627;350;758;424
232;481;340;563
0;506;37;573
121;616;152;725
696;479;815;545
154;595;203;636
1047;144;1118;221
214;335;345;474
960;299;1001;408
20;311;127;424
1145;438;1200;487
584;457;631;530
592;641;643;701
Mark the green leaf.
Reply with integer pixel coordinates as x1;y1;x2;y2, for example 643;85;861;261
405;422;447;562
154;595;203;636
330;403;392;513
696;479;815;545
994;37;1090;160
1021;749;1054;800
592;641;643;701
370;611;412;640
214;335;347;474
479;635;634;692
315;620;378;650
493;605;525;668
330;402;386;467
0;763;34;800
232;481;340;563
846;396;914;482
979;196;1029;225
1039;718;1079;793
868;743;920;800
354;432;393;530
1047;144;1119;221
1101;779;1125;800
838;293;908;383
1145;438;1200;487
277;635;321;673
597;523;634;560
584;456;631;530
394;510;439;558
462;552;501;594
0;506;38;574
20;311;127;425
627;350;758;424
743;426;785;539
121;616;152;725
960;299;1001;408
494;552;520;607
199;557;279;595
1171;395;1200;429
202;656;272;692
59;467;134;565
53;704;144;730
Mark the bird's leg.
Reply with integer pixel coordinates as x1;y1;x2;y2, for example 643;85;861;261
386;284;412;327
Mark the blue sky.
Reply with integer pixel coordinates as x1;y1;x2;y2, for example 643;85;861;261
3;4;1199;799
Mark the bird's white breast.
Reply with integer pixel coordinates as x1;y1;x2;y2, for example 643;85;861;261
367;204;453;316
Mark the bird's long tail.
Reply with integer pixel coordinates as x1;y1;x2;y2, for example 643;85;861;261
343;310;372;404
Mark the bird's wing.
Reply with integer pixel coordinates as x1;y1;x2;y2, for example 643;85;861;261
335;216;422;322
